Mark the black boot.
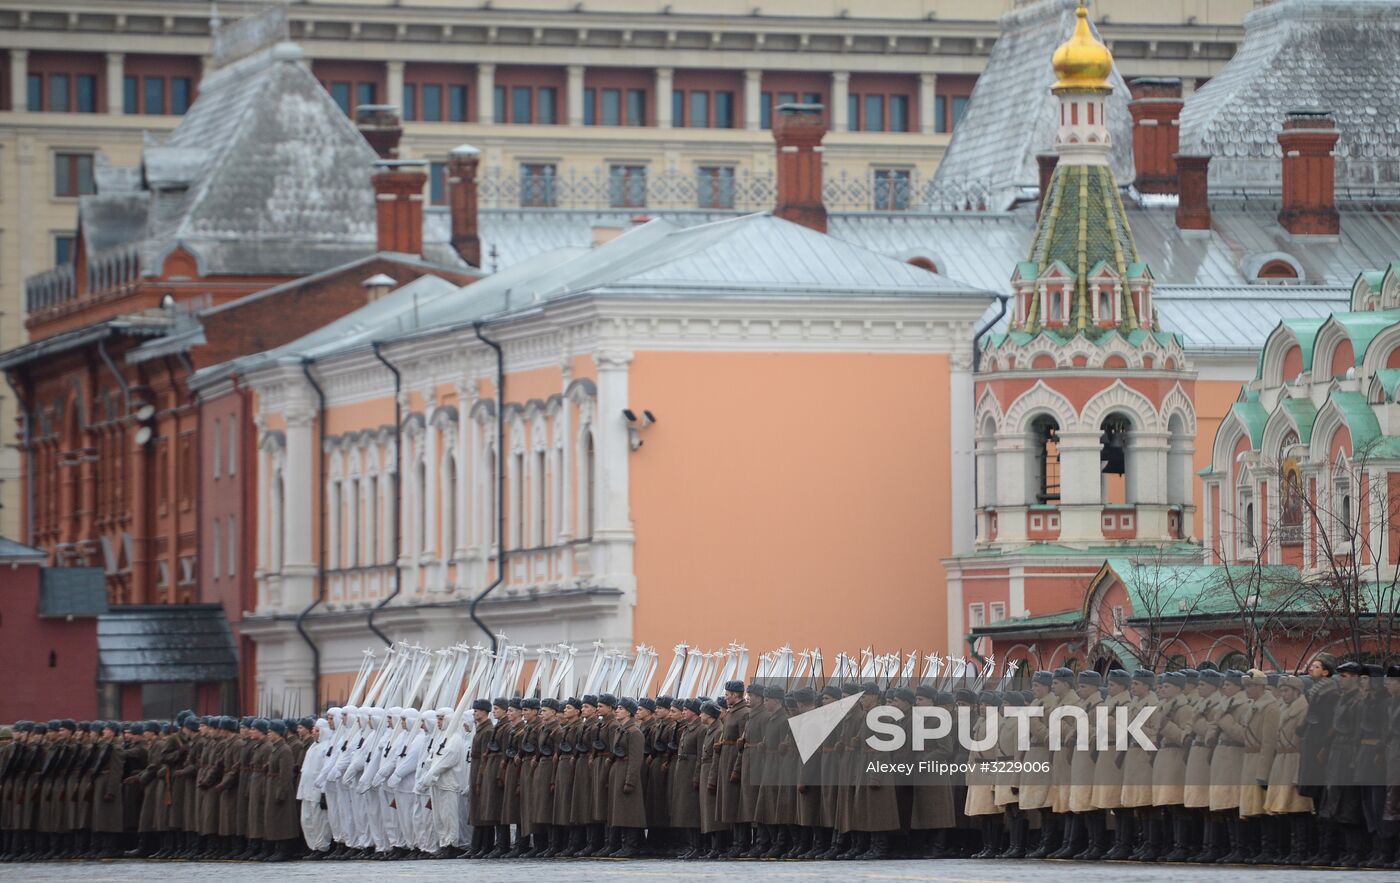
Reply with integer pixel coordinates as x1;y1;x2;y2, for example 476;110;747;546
1000;814;1028;859
1049;814;1080;859
1029;813;1059;859
1217;816;1244;863
819;831;847;860
1282;814;1310;865
1076;813;1106;860
970;818;996;859
1103;813;1131;860
761;824;789;859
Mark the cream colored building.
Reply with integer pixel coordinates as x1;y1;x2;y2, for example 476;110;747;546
0;0;1248;541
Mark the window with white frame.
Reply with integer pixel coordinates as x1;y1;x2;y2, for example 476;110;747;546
212;419;222;480
347;476;359;568
228;417;237;475
417;459;429;555
443;453;457;561
227;514;236;578
211;518;221;580
512;450;525;550
534;448;547;547
365;474;378;565
328;479;342;569
990;601;1006;623
968;603;986;628
581;431;595;538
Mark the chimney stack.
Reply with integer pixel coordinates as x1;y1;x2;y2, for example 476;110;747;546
1278;109;1340;236
1036;153;1059;220
357;104;404;159
773;103;828;234
1174;154;1212;231
373;160;428;256
448;144;481;268
1128;77;1183;195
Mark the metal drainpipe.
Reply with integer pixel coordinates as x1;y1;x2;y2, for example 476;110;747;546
470;322;505;656
5;374;34;545
295;359;326;710
367;342;400;647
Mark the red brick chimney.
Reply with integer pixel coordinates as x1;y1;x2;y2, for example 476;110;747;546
773;103;827;234
1036;153;1059;220
1128;77;1183;195
1278;109;1340;236
374;160;428;255
1174;154;1212;231
356;104;404;160
448;144;481;268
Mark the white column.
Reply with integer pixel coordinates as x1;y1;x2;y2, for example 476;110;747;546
831;71;850;132
423;408;438;566
919;72;937;135
655;67;673;128
592;349;637;607
10;50;28;111
477;63;496;123
567;64;585;126
386;60;405;114
1056;431;1104;542
280;404;318;611
256;443;271;574
945;571;964;659
106;52;124;115
949;341;975;554
743;68;762;131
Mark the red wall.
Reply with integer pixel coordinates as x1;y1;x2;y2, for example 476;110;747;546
0;564;98;720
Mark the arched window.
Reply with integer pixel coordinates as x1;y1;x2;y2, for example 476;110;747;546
346;476;359;568
328;479;342;569
272;471;285;572
1245;502;1256;547
906;256;939;273
485;447;497;547
1280;430;1303;529
582;431;596;538
442;453;457;561
534;448;547;547
1218;650;1250;671
1097;287;1113;322
417;458;429;555
1031;416;1061;504
365;474;378;565
1100;414;1131;504
512;450;525;549
1049;289;1064;323
1256;260;1299;282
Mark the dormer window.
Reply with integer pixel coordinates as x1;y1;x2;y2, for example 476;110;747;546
1049;288;1064;323
1096;286;1113;323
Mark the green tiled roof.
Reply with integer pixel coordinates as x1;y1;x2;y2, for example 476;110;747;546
1230;396;1270;447
1099;559;1302;618
1327;389;1383;450
1333;311;1399;369
1279;396;1318;445
1257;317;1327;380
1024;162;1146;336
1374;368;1400;400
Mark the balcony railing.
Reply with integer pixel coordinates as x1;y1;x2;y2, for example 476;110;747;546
477;165;993;214
25;243;143;316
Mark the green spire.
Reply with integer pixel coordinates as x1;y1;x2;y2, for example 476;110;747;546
1024;163;1147;335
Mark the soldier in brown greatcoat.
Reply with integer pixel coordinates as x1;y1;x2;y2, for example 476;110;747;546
240;719;271;860
788;689;824;859
261;721;301;860
1238;671;1281;861
465;699;497;857
1018;672;1059;858
549;698;582;857
1118;670;1159;859
851;683;901;859
513;698;541;855
1209;669;1250;862
1266;675;1313;863
499;699;526;856
590;695;619;855
668;698;703;857
194;718;230;857
1152;671;1195;861
715;680;749;856
753;685;793;858
566;697;599;856
607;698;647;856
173;717;202;857
526;698;561;856
909;686;956;857
217;720;250;854
696;699;725;856
738;685;768;855
90;722;127;856
481;698;512;858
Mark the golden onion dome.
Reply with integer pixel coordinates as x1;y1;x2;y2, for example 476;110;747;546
1052;5;1113;93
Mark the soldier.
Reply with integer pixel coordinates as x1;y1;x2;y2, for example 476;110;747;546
1209;670;1249;862
261;720;300;861
909;686;956;858
1018;672;1059;857
715;680;748;858
1357;665;1389;867
565;695;598;857
696;699;725;858
421;707;467;857
608;698;647;857
1184;668;1221;860
738;684;768;856
90;721;127;858
990;690;1023;858
297;716;332;858
1320;661;1367;865
1120;669;1159;859
1152;670;1194;861
1092;670;1130;859
1265;674;1313;864
549;698;581;857
1299;655;1339;862
965;691;1002;857
530;698;562;857
668;697;702;858
1239;670;1281;862
464;699;496;857
753;685;797;858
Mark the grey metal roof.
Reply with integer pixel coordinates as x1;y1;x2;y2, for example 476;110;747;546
1178;0;1400;197
76;42;464;281
249;213;995;369
96;605;238;684
38;568;109;619
0;312;177;371
1152;285;1348;353
0;537;46;562
928;0;1134;211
